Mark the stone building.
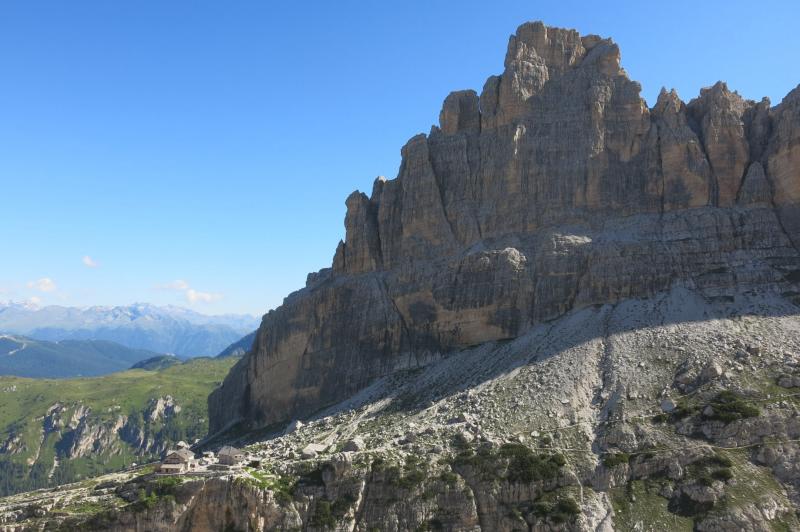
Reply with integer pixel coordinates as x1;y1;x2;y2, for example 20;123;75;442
158;448;197;474
217;446;245;466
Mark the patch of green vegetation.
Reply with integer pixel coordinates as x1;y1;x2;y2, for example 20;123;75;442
241;467;288;493
499;443;565;483
601;452;630;468
712;449;800;529
450;443;565;484
132;488;160;511
711;468;733;482
651;413;669;424
671;399;699;420
508;505;525;522
529;490;582;524
450;447;500;481
610;480;694;531
243;467;297;504
310;498;347;529
438;470;458;487
331;494;357;518
669;491;714;516
450;432;472;449
374;455;429;490
127;475;183;511
666;449;799;524
684;452;735;489
706;453;733;468
63;500;108;514
314;501;335;527
702;391;760;423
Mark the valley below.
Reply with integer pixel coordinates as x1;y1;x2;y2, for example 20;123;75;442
0;357;236;497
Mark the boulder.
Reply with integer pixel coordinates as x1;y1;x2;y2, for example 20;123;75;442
283;420;304;435
301;443;326;459
660;398;676;413
342;437;365;452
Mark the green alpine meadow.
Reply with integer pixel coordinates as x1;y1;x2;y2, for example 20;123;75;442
0;357;237;496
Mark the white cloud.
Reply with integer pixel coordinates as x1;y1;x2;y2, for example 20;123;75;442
27;277;57;292
160;279;190;291
158;280;222;305
27;296;42;306
82;255;98;268
186;288;223;304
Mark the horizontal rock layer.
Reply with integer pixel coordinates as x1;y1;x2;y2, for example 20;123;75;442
209;21;800;434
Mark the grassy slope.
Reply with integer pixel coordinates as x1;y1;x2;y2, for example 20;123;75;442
0;357;236;494
0;357;234;427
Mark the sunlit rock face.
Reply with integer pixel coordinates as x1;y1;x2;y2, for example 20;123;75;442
209;21;800;435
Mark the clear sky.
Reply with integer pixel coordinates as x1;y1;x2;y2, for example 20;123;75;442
1;0;798;316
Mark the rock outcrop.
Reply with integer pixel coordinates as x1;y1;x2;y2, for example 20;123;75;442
208;21;800;435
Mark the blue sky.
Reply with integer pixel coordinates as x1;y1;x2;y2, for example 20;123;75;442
0;0;798;316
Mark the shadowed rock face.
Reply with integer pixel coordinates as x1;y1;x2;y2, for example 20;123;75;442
209;21;800;435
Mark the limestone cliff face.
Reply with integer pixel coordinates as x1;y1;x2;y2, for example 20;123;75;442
209;21;800;434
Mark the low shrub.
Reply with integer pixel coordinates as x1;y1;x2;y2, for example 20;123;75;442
669;492;715;517
438;470;458;487
703;391;759;423
711;468;733;482
686;453;735;487
532;496;580;523
311;500;335;528
379;456;429;490
499;443;564;483
696;474;714;487
651;413;669;424
707;453;733;468
671;400;698;420
551;497;581;523
129;477;181;511
451;443;565;484
451;432;472;449
602;452;630;468
269;474;297;505
331;494;357;518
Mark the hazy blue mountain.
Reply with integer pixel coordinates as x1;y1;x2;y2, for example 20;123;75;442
216;330;256;358
129;354;183;371
0;302;259;357
0;335;164;378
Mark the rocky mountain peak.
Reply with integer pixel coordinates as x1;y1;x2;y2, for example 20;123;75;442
208;22;800;438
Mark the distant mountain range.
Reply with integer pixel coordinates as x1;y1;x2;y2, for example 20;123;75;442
0;302;259;357
216;330;256;358
0;335;165;378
